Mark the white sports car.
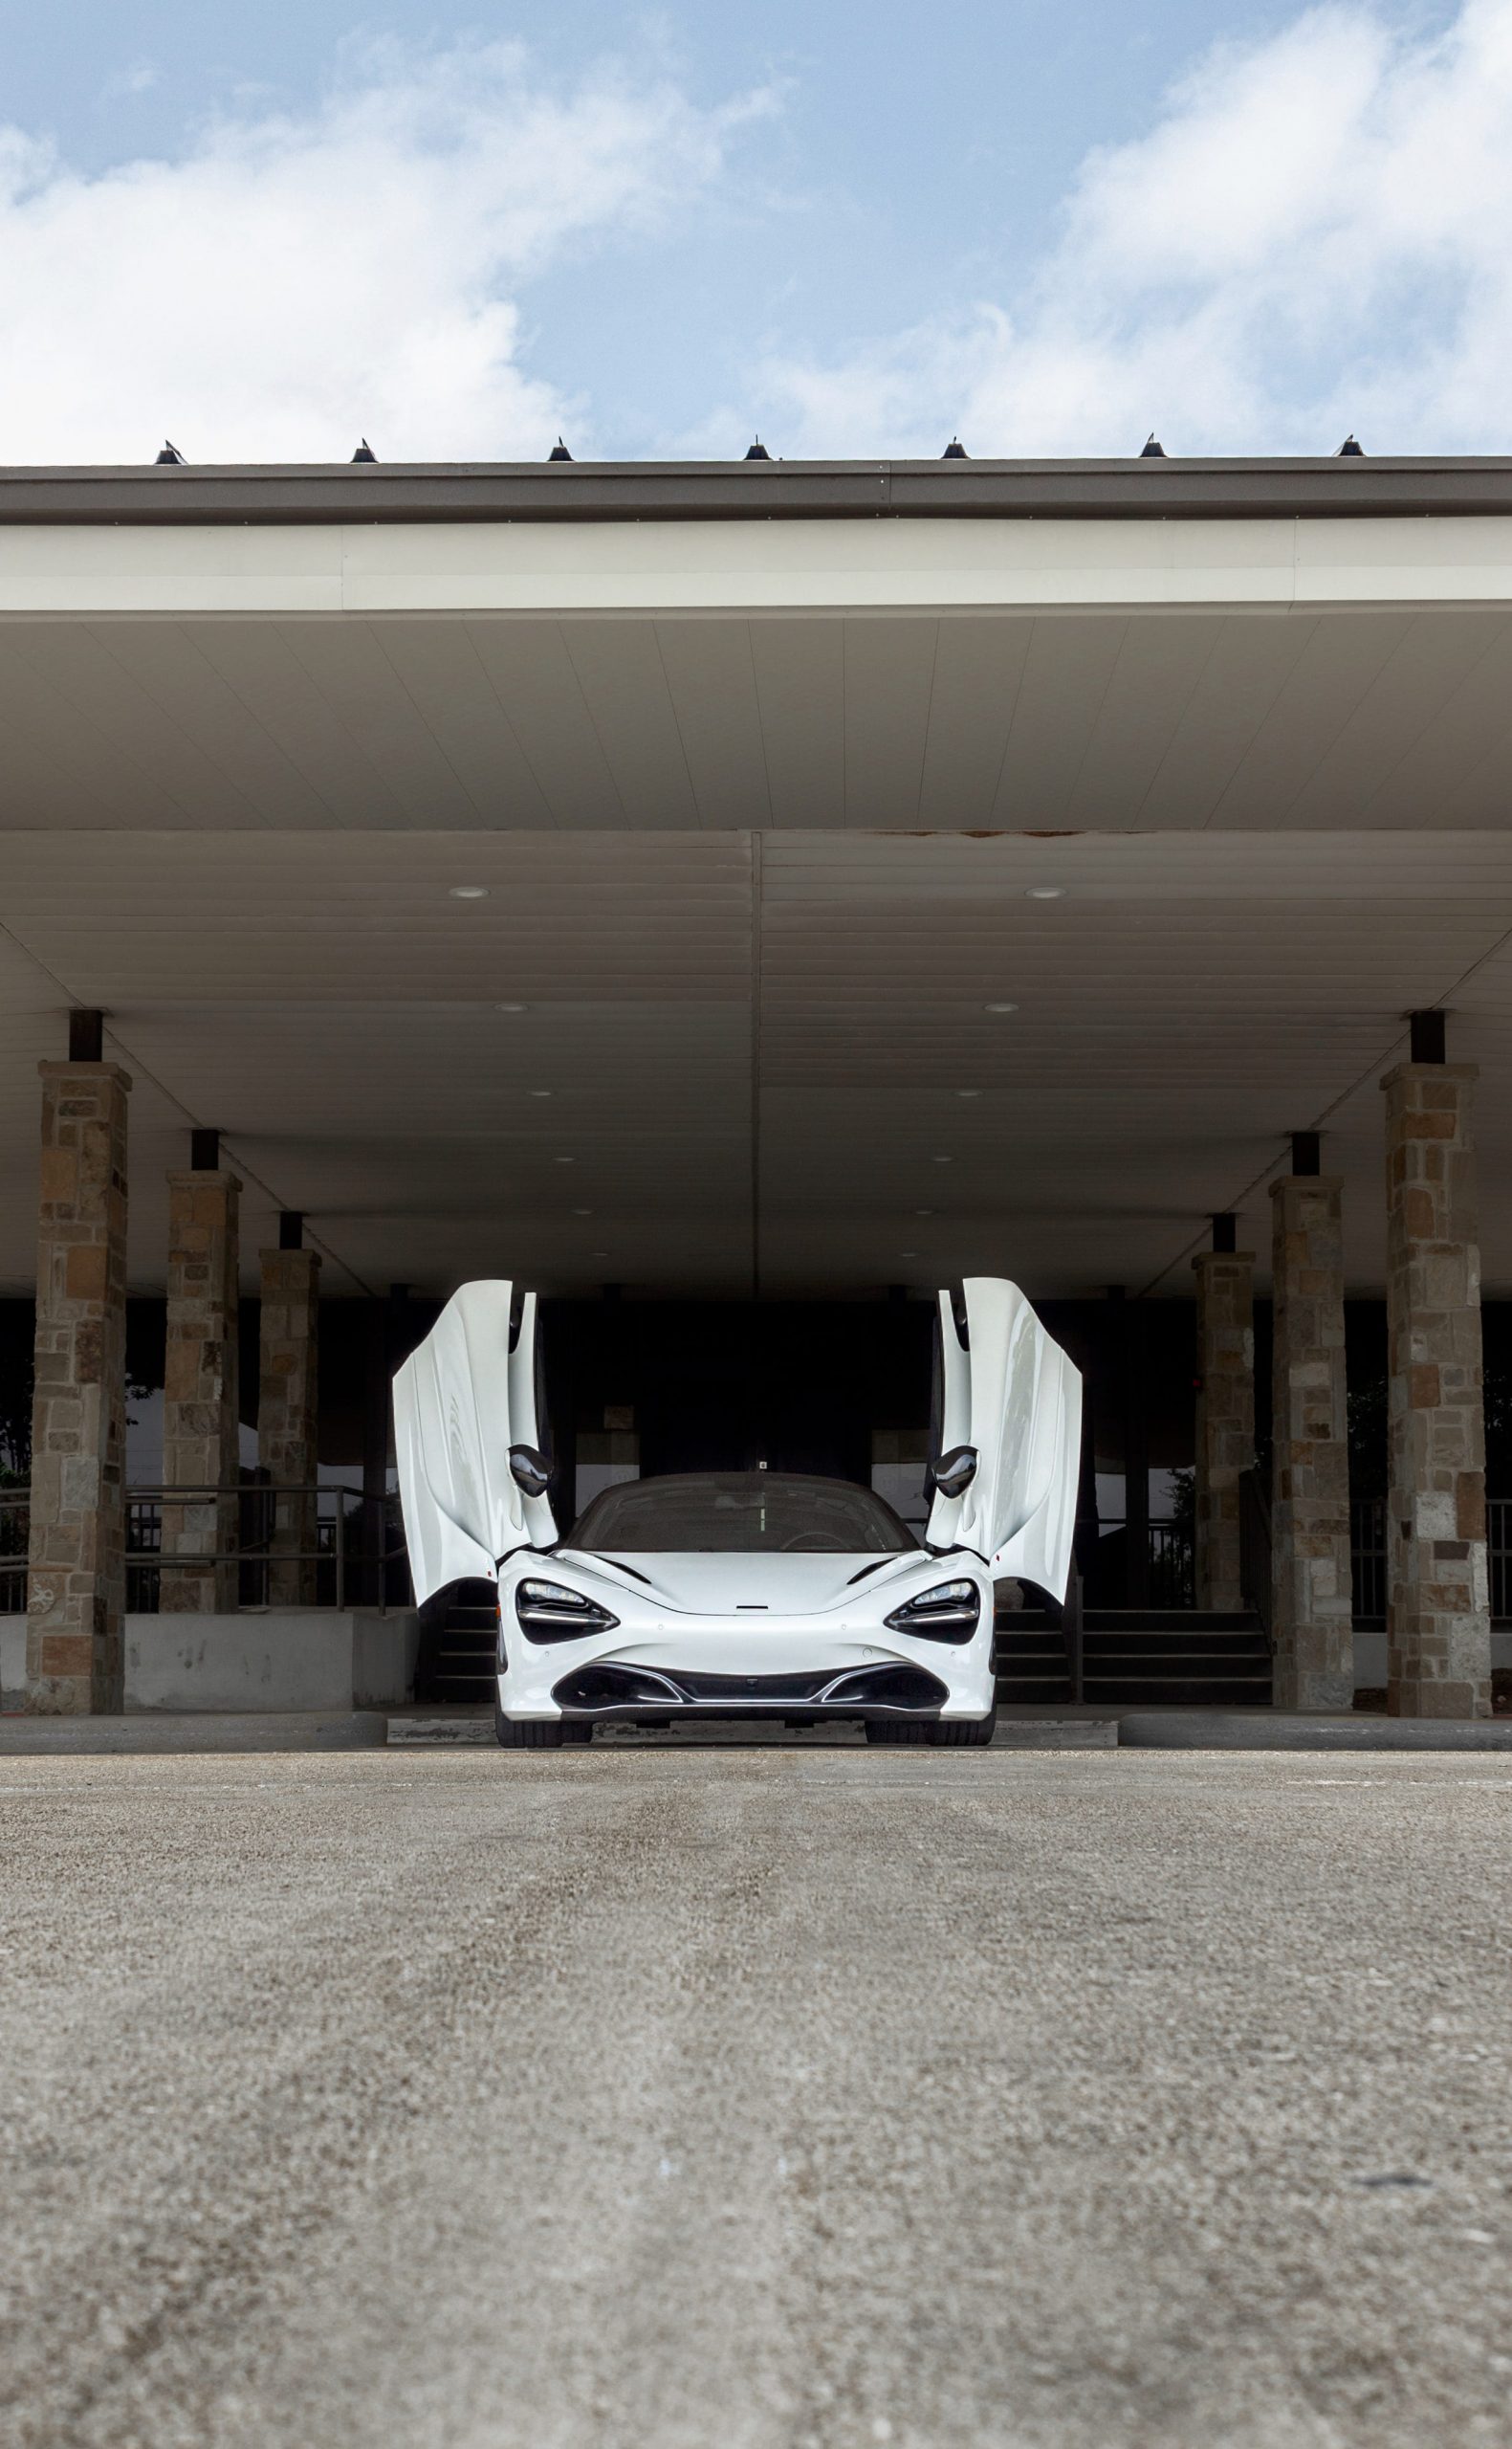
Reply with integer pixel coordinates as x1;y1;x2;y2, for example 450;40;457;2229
394;1278;1082;1750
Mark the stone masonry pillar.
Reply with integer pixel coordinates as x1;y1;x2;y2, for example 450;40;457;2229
25;1051;131;1712
259;1239;320;1606
1270;1169;1353;1710
1193;1247;1255;1613
1383;1055;1490;1718
162;1156;241;1612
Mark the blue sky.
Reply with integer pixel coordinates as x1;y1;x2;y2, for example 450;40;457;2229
0;0;1498;461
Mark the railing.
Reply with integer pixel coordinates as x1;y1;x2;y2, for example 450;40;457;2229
1078;1516;1194;1612
0;1483;411;1615
1350;1497;1388;1624
1061;1564;1084;1703
1239;1467;1273;1636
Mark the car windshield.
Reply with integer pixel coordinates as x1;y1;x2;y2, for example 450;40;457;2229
567;1471;918;1555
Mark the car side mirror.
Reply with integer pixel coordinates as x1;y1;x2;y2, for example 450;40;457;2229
509;1445;553;1500
930;1444;978;1501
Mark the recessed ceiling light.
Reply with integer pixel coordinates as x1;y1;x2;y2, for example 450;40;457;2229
956;1089;981;1099
590;1248;609;1257
554;1156;576;1165
495;1002;528;1013
572;1207;593;1217
984;1001;1019;1014
915;1208;934;1217
1025;885;1064;901
448;885;489;900
528;1089;553;1099
898;1250;919;1259
931;1155;953;1165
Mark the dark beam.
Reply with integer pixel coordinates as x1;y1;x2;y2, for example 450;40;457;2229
67;1008;103;1063
3;457;1512;527
1289;1132;1321;1178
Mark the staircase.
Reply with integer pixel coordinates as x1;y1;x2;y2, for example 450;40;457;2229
417;1579;498;1706
1081;1609;1271;1708
994;1607;1072;1704
996;1604;1272;1709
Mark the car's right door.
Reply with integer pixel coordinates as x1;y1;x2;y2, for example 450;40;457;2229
925;1278;1082;1598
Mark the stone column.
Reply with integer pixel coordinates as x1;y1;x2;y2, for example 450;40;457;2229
25;1059;131;1712
259;1245;320;1605
1270;1173;1353;1710
162;1164;241;1611
1193;1248;1255;1612
1383;1061;1490;1717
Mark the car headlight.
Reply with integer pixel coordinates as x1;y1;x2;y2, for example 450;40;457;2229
515;1578;621;1644
883;1578;981;1644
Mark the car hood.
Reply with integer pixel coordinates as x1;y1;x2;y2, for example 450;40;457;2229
554;1548;929;1617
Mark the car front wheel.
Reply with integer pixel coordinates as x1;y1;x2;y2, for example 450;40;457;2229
494;1706;566;1749
866;1711;996;1747
926;1710;997;1746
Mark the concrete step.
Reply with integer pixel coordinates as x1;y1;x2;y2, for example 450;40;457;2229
1085;1678;1274;1707
1085;1609;1261;1633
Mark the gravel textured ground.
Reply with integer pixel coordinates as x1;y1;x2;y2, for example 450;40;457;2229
1;1745;1509;2449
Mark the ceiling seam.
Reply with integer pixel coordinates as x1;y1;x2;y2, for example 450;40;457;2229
744;622;777;830
456;624;560;829
78;618;275;832
649;623;705;829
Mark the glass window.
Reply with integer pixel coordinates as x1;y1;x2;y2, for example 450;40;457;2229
568;1471;918;1555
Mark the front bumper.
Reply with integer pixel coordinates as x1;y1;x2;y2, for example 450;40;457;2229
497;1608;997;1725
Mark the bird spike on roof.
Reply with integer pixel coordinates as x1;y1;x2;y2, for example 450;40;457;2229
1139;433;1167;458
548;438;574;462
154;441;186;466
351;439;377;463
942;437;969;459
744;437;772;461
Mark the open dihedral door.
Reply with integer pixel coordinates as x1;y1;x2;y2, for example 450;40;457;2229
926;1278;1083;1599
393;1281;558;1606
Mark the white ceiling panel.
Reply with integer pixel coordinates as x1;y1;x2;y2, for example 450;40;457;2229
842;618;938;827
747;620;845;830
0;602;1509;838
916;618;1032;829
655;621;772;829
464;623;623;828
560;622;699;831
3;828;1512;1307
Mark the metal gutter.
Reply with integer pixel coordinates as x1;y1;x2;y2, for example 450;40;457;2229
1;457;1511;525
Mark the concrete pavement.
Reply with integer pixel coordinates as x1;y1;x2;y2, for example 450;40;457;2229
2;1745;1509;2448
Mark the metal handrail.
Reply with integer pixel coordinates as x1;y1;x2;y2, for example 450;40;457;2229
0;1481;411;1614
1238;1467;1273;1639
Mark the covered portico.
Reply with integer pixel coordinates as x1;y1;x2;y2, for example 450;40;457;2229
3;452;1510;1717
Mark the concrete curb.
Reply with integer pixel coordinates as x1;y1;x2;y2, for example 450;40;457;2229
0;1711;390;1754
1118;1710;1512;1752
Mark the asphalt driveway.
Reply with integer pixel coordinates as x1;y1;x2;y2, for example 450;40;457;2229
2;1745;1508;2448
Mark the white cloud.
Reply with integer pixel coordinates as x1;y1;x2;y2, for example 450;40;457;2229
744;0;1512;456
0;41;771;464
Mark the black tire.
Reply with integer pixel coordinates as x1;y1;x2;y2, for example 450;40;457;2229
925;1710;997;1747
494;1705;565;1749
